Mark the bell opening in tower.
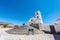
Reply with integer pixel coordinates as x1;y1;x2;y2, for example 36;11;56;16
37;16;39;18
36;12;39;15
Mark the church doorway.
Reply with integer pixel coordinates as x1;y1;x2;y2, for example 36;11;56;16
50;25;56;34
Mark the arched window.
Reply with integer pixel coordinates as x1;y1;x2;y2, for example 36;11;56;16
37;16;39;18
36;12;39;15
28;28;34;35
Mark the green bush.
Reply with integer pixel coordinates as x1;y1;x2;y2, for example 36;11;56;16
3;24;8;28
14;25;19;28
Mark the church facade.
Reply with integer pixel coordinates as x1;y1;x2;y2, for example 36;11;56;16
28;10;43;30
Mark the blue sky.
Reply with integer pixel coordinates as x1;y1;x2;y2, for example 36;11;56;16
0;0;60;25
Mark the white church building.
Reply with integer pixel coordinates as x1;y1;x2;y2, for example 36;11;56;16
28;10;60;34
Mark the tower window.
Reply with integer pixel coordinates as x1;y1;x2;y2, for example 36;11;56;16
36;12;39;15
37;16;39;18
31;19;33;21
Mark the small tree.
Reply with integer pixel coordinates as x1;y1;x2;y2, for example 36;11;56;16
3;24;8;28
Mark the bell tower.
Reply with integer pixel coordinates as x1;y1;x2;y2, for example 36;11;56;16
35;10;43;30
35;10;43;24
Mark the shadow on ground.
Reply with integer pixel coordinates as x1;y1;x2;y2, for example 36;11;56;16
43;30;60;40
53;34;60;40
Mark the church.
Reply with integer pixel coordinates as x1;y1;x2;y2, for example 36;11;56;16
28;10;60;34
28;10;44;33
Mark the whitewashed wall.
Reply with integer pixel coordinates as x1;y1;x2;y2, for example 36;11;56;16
43;24;60;33
43;24;50;32
54;23;60;32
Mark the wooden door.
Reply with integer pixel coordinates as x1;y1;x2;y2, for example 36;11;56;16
50;25;56;34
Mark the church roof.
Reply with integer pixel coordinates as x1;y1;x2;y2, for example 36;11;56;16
56;18;60;21
54;18;60;25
